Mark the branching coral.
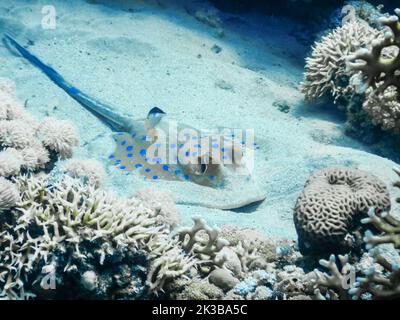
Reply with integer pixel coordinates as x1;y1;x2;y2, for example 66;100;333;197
301;19;381;102
349;245;400;299
175;217;229;272
362;209;400;248
313;254;354;300
346;9;400;133
313;167;400;300
347;9;400;94
0;174;189;299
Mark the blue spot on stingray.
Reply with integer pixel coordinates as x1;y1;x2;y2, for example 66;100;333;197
140;149;146;156
135;163;143;169
222;155;228;160
126;146;133;151
153;157;162;164
212;143;219;148
195;144;201;149
127;153;133;158
121;140;126;146
174;169;181;175
131;133;136;138
163;165;169;171
152;175;158;180
221;148;225;153
179;144;184;149
108;154;115;159
68;87;79;94
118;132;124;136
145;168;151;173
114;160;121;165
120;166;126;170
209;176;215;180
184;175;189;180
185;151;190;157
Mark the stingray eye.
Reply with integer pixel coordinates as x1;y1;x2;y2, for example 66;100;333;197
200;163;208;174
193;162;208;175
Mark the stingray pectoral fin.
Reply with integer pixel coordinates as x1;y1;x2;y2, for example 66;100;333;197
215;192;267;210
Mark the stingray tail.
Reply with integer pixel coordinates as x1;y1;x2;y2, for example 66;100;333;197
4;33;131;132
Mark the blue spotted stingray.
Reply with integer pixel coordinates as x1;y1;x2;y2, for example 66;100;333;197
5;34;266;208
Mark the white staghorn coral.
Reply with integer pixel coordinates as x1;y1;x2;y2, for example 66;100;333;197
301;19;381;102
38;117;79;159
0;174;191;299
0;177;20;213
61;159;105;188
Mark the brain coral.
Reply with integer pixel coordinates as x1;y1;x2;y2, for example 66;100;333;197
294;167;390;255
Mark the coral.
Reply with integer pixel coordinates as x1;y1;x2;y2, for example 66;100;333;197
248;286;273;300
146;246;197;293
234;277;257;296
301;19;381;102
314;167;400;300
347;9;400;94
38;117;79;159
362;209;400;248
0;78;78;177
0;174;188;299
215;246;242;276
346;9;400;133
132;187;181;229
275;265;315;298
294;167;391;255
0;177;19;213
0;148;23;177
219;224;294;263
208;268;239;291
313;254;354;300
175;217;229;272
349;245;400;299
61;159;105;188
171;278;224;300
0;78;32;121
233;240;262;273
362;85;400;132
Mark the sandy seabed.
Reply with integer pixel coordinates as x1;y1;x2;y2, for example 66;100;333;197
0;0;399;240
